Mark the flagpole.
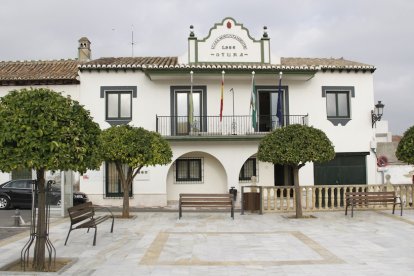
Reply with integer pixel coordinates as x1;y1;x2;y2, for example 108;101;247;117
277;71;283;127
250;71;256;131
189;71;194;133
219;70;225;134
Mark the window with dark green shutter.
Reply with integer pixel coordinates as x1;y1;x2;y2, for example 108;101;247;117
105;162;132;197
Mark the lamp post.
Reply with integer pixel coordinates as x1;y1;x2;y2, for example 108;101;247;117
371;100;384;128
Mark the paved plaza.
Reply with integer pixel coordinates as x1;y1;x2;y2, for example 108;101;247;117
0;209;414;275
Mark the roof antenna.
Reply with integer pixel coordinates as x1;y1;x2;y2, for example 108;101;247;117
131;25;135;57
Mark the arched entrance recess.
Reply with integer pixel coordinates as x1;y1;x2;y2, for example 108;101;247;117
166;151;228;201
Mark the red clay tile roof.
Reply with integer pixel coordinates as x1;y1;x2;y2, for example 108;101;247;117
83;57;178;67
0;56;374;83
0;59;81;84
79;56;374;72
281;57;373;68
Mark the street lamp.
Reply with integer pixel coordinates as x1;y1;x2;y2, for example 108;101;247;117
371;101;384;128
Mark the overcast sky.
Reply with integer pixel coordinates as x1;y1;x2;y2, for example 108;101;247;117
1;0;413;135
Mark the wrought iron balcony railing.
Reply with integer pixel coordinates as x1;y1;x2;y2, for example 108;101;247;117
156;114;308;137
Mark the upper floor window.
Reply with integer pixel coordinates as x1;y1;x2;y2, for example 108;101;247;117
326;91;349;118
100;86;137;125
256;86;287;131
170;86;207;135
322;86;354;126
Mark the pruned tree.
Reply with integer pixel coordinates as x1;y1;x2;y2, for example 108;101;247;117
396;125;414;165
258;124;335;218
100;125;172;218
0;88;101;271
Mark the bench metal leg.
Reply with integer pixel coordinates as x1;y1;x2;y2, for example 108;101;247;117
93;228;97;246
178;202;182;219
110;217;114;233
401;202;403;216
351;203;354;218
64;228;72;246
345;203;348;216
231;206;234;220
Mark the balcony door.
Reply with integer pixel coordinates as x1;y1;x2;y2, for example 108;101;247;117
257;86;286;132
171;86;207;135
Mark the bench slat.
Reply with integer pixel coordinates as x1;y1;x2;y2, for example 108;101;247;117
75;215;111;229
181;198;232;202
180;194;233;199
179;193;234;219
181;202;232;206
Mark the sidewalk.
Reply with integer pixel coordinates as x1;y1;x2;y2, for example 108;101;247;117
1;209;414;275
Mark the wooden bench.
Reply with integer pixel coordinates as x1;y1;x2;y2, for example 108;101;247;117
65;202;114;246
179;193;234;219
345;191;403;217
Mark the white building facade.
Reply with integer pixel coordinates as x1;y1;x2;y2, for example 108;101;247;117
1;18;380;208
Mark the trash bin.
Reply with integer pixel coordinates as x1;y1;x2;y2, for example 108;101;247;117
241;185;263;215
243;192;260;211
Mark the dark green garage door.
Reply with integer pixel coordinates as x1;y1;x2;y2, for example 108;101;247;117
314;153;368;185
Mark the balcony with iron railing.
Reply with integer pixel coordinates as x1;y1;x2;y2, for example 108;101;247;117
156;114;308;138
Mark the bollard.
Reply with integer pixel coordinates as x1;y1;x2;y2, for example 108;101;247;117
14;209;21;227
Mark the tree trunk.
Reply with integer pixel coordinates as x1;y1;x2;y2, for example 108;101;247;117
33;168;46;271
293;166;303;218
122;178;130;218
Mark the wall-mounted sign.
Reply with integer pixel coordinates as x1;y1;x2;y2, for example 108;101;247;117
190;17;270;64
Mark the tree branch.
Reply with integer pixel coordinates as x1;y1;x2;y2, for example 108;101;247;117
132;165;143;180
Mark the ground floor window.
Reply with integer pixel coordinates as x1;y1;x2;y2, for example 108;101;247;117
105;162;132;197
11;168;32;180
314;152;368;185
239;158;258;182
174;158;203;183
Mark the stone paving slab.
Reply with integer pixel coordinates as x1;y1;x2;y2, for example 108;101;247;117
0;210;414;275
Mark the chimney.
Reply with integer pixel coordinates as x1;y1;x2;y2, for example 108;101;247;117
78;37;91;61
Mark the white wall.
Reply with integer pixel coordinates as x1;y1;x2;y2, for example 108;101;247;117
77;67;377;206
379;165;414;184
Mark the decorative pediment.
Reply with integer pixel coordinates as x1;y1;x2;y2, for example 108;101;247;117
188;17;270;64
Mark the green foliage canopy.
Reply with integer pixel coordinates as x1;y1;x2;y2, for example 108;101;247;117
100;125;172;169
0;88;101;173
258;124;335;167
396;125;414;164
